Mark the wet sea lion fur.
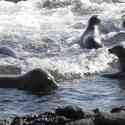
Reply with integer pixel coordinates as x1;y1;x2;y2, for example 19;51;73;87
80;15;103;49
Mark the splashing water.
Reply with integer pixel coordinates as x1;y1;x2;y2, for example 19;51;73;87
0;0;124;119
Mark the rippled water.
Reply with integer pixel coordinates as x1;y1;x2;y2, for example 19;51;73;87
0;0;125;119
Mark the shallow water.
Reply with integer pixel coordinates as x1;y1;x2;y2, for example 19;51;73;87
0;0;125;119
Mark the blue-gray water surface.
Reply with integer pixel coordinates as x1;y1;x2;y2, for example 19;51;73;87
0;0;125;119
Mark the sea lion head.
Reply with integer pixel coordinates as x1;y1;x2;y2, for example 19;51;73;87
88;15;101;27
109;45;125;58
22;68;57;92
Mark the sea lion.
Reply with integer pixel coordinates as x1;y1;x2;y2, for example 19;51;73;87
80;15;103;49
102;45;125;79
0;46;17;58
109;45;125;71
0;68;57;92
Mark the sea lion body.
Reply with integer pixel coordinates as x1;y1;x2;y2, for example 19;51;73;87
109;45;125;71
80;15;103;49
0;68;57;92
102;45;125;79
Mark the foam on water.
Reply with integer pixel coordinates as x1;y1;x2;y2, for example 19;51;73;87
24;48;115;80
0;1;122;78
0;0;121;80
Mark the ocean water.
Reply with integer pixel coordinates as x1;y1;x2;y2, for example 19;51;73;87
0;0;124;119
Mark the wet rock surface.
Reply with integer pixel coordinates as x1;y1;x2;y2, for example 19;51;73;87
0;68;57;92
1;105;125;125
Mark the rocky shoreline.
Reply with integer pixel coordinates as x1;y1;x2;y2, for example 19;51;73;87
1;105;125;125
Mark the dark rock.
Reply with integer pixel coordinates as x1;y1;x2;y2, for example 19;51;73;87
93;108;100;114
0;68;57;92
0;120;9;125
94;112;125;125
67;118;95;125
111;106;125;113
55;106;85;120
3;106;125;125
11;112;70;125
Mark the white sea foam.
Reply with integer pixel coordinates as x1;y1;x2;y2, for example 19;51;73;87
0;0;122;80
